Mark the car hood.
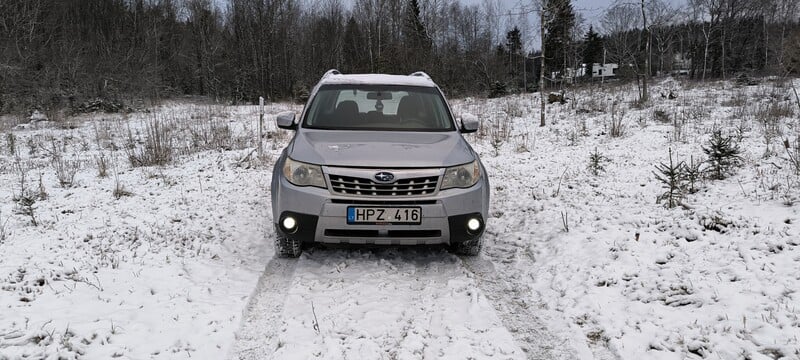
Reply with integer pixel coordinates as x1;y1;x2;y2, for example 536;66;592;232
289;129;475;168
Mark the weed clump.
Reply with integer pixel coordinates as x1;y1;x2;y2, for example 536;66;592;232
126;117;173;167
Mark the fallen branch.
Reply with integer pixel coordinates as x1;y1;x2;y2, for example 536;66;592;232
311;301;320;335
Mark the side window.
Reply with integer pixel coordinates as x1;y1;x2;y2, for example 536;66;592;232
307;90;338;125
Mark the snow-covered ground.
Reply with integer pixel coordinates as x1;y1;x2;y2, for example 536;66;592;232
1;78;799;359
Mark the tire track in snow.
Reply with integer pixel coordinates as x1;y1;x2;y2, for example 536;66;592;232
469;231;622;360
460;255;580;360
229;256;298;360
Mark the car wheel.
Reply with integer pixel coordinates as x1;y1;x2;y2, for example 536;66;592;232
275;235;302;258
449;236;483;256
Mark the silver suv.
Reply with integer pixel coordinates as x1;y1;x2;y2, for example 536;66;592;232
270;70;489;257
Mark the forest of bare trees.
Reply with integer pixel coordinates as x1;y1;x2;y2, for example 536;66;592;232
1;0;799;114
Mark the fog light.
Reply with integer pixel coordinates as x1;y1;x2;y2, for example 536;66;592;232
467;218;481;232
282;217;297;232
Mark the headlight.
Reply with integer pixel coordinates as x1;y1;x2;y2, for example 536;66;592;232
441;160;480;189
283;158;326;188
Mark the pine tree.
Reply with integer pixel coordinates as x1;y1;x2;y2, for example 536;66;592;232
703;130;742;180
505;27;523;81
505;27;523;56
543;0;576;78
343;17;365;73
402;0;431;72
653;148;686;209
587;147;607;176
685;155;703;194
582;26;603;78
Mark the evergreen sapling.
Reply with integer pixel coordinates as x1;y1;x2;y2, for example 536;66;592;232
685;155;703;194
703;130;742;180
587;147;607;176
654;148;686;209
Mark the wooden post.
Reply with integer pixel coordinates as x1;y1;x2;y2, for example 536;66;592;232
258;96;264;156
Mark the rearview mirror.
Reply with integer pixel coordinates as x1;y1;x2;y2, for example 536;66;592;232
459;113;479;133
276;111;297;130
366;92;393;100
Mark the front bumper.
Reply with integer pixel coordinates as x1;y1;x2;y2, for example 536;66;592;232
272;173;489;246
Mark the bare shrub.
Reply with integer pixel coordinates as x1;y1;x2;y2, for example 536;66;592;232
95;152;109;178
755;103;785;157
52;154;79;188
514;131;533;153
608;103;626;138
785;135;800;175
127;117;173;167
268;129;288;150
580;95;605;113
503;99;524;118
188;116;234;151
720;91;747;107
113;180;132;199
653;109;670;123
0;210;9;243
112;158;132;199
93;120;114;149
37;171;48;200
671;116;687;143
489;116;512;156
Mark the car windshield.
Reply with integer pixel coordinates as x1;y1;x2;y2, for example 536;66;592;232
303;85;455;131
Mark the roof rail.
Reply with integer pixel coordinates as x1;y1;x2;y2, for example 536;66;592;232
321;69;342;81
409;71;431;80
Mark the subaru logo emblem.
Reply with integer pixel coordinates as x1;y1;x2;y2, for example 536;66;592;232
374;171;395;183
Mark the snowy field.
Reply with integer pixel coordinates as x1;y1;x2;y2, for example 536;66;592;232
1;78;799;359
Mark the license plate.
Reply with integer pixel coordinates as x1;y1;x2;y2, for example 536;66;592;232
347;207;421;224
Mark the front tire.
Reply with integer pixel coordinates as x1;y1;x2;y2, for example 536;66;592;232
275;235;302;258
449;236;483;256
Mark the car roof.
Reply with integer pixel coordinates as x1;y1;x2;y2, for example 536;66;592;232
318;73;438;88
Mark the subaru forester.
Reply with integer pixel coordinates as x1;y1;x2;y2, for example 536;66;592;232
270;70;489;257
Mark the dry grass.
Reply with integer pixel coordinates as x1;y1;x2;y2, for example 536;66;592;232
126;116;173;167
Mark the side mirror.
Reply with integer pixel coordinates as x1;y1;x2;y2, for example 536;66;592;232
459;113;479;133
276;111;297;130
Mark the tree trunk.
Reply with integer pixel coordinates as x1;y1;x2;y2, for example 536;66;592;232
721;23;726;79
539;6;546;127
640;0;649;102
702;26;709;82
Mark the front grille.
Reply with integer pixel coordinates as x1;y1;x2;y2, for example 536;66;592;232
329;175;439;197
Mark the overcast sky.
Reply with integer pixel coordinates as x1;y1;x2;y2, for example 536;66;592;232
468;0;687;50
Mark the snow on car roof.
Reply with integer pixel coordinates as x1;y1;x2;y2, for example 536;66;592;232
319;73;438;88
